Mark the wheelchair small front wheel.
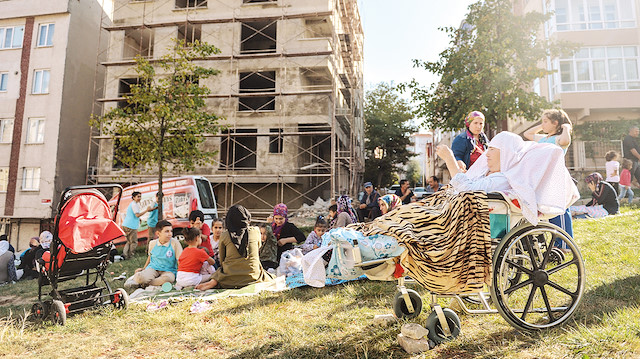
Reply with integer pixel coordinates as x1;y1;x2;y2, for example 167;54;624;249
425;308;461;344
393;289;422;319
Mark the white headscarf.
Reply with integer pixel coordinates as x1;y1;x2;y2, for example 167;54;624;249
0;241;8;257
465;132;579;225
39;231;53;249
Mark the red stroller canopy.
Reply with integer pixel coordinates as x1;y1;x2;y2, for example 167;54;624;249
58;192;125;253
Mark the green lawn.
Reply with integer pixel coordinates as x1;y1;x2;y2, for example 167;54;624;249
1;208;640;358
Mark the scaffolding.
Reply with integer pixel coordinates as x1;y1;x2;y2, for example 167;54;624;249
87;0;364;218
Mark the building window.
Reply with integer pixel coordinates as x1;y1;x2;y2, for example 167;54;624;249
0;119;13;143
175;0;207;9
0;167;8;192
0;26;25;49
304;18;332;38
219;129;257;169
240;21;277;54
37;23;55;47
555;46;640;92
178;23;201;46
22;167;40;191
552;0;636;31
0;72;7;92
32;70;50;94
269;128;283;153
123;28;154;59
238;71;276;112
26;118;45;144
243;0;277;3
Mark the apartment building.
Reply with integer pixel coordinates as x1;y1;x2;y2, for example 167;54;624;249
0;0;107;250
93;0;364;216
514;0;640;171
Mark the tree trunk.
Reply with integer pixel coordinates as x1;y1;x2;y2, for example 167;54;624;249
157;164;163;221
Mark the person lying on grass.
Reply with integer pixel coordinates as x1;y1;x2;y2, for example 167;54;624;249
196;205;274;290
175;227;217;290
131;220;182;288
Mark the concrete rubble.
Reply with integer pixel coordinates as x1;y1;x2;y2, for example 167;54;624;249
372;314;397;326
398;323;432;354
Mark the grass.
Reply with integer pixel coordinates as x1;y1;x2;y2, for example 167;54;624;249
1;207;640;358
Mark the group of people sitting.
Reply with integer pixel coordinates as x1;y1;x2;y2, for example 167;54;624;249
0;231;53;285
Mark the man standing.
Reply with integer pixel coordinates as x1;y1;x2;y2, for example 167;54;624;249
358;182;381;221
395;179;414;205
425;176;444;194
623;126;640;185
122;191;151;259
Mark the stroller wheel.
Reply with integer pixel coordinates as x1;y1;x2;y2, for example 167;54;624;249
52;300;66;326
393;289;422;319
31;302;48;321
425;308;461;344
114;288;130;309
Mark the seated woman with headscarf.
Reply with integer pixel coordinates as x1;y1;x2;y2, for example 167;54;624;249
569;173;619;218
329;195;359;228
378;194;402;215
270;203;306;263
196;205;275;290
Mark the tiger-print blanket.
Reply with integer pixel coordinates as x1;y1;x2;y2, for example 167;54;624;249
349;190;492;294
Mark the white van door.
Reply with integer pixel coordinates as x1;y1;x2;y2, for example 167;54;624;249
194;177;218;224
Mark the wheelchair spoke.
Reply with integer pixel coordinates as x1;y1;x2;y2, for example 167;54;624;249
547;258;578;275
504;278;533;295
539;235;556;269
521;236;539;270
520;284;538;321
539;285;554;321
546;279;577;298
505;258;533;275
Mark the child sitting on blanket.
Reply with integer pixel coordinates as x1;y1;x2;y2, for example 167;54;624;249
131;220;182;288
299;216;327;255
176;227;217;290
210;219;224;268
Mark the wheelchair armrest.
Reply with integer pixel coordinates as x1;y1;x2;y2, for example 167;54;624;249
487;192;507;201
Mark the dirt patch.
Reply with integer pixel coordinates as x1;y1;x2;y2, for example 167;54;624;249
0;295;28;306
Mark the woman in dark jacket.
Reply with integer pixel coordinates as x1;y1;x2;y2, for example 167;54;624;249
585;172;619;215
270;203;306;263
451;111;489;171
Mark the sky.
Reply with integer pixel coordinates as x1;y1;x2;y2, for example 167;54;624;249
359;0;477;92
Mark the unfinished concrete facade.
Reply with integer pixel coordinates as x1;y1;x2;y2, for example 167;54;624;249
0;0;108;250
93;0;364;217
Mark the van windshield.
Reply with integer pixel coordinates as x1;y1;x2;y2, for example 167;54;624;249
196;179;215;209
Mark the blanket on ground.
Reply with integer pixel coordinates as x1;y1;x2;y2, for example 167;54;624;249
349;190;492;294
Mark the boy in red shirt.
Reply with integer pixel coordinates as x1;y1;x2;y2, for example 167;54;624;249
175;227;217;290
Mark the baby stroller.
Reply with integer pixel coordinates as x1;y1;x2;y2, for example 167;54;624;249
33;185;128;325
351;192;585;344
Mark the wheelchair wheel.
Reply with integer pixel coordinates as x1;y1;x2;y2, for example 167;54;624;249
113;288;130;309
491;222;585;332
52;300;67;326
393;289;422;319
425;308;461;344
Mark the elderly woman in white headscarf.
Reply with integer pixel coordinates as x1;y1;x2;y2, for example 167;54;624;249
0;240;18;284
437;131;579;225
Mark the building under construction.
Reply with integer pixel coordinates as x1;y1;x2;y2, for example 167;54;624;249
91;0;365;217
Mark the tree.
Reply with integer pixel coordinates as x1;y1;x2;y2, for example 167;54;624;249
363;82;418;189
405;160;423;187
91;40;221;220
405;0;575;131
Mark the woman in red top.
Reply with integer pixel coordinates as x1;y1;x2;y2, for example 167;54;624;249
189;210;213;255
175;227;216;290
